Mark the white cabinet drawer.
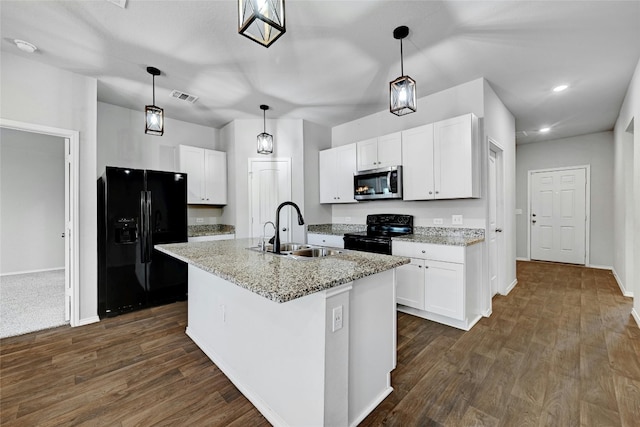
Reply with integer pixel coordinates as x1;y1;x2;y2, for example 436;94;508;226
308;233;344;249
392;240;464;263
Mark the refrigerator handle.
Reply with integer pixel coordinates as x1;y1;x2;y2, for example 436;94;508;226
140;191;147;262
145;191;153;263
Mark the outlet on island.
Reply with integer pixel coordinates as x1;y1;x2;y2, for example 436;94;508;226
332;305;343;332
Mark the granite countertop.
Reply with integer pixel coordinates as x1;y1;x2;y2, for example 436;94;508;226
392;227;485;246
156;238;409;304
187;224;235;237
307;223;366;236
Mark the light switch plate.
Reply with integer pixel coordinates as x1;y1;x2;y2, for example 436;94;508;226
452;215;463;225
433;218;443;225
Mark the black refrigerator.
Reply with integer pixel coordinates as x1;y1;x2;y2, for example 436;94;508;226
98;167;188;318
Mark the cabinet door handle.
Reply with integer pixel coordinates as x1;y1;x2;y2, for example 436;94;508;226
429;191;433;195
435;191;439;194
421;250;426;253
495;228;503;233
532;220;536;224
425;266;429;269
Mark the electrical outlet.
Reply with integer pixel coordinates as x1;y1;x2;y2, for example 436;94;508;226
433;218;443;225
196;217;204;224
332;305;343;332
452;215;463;225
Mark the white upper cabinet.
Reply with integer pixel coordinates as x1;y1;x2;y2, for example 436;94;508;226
319;143;357;204
356;132;402;171
402;123;435;200
178;145;227;205
402;113;480;200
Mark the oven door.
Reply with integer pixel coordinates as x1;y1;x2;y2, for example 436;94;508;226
343;235;392;255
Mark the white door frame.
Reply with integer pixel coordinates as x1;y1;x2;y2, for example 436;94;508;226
0;118;80;327
248;157;292;240
527;165;591;266
488;138;506;297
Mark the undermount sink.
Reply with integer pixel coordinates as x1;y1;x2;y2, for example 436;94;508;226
290;248;343;258
248;243;343;259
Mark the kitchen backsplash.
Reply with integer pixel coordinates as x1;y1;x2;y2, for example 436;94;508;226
187;205;224;226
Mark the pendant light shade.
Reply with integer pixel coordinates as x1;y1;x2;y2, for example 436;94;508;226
257;105;273;154
238;0;285;47
389;26;417;116
145;66;164;136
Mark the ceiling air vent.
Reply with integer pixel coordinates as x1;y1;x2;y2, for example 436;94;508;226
105;0;127;8
170;90;199;104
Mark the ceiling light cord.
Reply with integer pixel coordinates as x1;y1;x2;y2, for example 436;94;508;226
400;38;404;76
152;74;156;106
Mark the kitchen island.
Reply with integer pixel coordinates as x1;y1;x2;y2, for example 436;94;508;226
155;238;409;427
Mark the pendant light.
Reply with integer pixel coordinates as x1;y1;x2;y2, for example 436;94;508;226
389;26;417;116
257;105;273;154
238;0;285;47
145;66;164;136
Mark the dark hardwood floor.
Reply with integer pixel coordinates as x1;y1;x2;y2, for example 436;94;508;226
1;261;639;426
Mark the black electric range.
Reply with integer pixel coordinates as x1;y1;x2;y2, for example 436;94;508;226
343;214;413;255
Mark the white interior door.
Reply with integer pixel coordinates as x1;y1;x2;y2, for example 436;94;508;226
488;149;499;297
530;168;587;264
249;159;292;242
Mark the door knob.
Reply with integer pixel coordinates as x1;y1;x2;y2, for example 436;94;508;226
61;232;65;238
495;228;503;233
282;227;287;231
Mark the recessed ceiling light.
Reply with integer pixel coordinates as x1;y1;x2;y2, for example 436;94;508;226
553;84;568;92
539;127;551;133
14;39;37;53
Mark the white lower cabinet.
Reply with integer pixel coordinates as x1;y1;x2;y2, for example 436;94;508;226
307;233;344;248
424;259;464;320
396;258;425;310
392;240;482;330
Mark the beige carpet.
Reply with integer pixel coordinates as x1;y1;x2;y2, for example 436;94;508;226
0;269;68;338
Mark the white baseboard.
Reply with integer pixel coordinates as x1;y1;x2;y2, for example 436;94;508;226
0;267;64;277
483;308;493;317
501;279;517;296
632;308;640;328
611;268;634;298
516;257;529;262
75;315;100;327
588;264;613;270
349;385;393;427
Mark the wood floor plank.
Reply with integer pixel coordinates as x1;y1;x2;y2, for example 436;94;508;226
613;374;640;427
1;262;638;426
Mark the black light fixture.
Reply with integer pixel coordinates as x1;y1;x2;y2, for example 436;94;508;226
389;26;417;116
257;105;273;154
145;66;164;136
238;0;285;47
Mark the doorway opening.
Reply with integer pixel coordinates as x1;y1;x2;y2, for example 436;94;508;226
0;119;79;334
527;165;590;265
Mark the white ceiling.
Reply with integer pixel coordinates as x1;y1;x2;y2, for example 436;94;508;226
1;1;639;144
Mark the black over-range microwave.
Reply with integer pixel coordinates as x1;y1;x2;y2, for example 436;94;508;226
354;166;403;201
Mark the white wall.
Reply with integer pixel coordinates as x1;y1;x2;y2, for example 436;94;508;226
97;101;221;174
0;129;65;274
1;52;97;322
613;57;640;323
303;121;332;225
221;119;306;242
515;132;615;267
330;78;487;228
97;102;224;225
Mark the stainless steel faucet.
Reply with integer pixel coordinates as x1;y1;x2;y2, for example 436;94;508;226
274;201;305;254
261;221;276;252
